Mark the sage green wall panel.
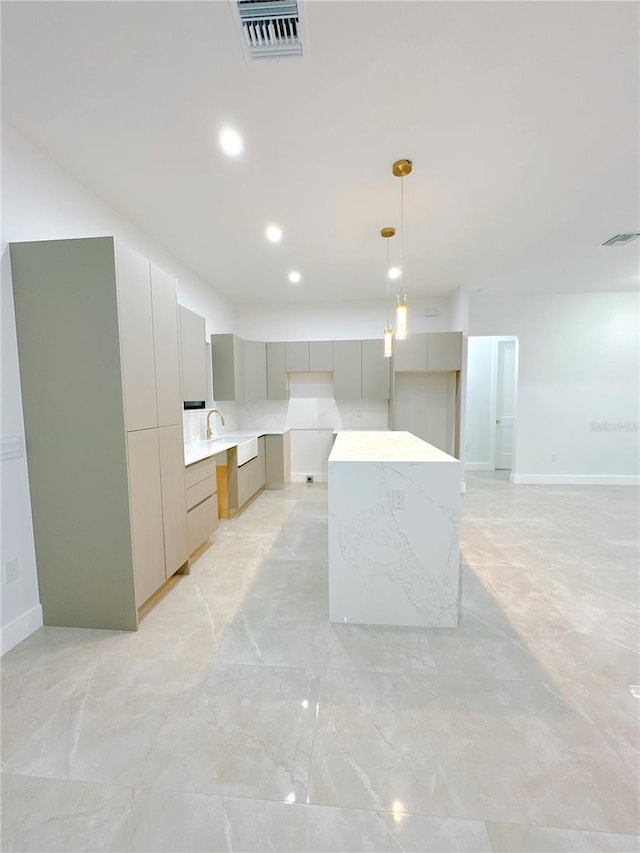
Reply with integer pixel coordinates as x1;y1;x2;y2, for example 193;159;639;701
10;237;138;630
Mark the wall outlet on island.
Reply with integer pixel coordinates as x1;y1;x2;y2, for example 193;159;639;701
3;558;19;585
306;475;314;484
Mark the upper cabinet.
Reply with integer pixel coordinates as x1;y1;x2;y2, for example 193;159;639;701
309;340;333;371
361;338;390;400
243;339;267;401
285;341;310;372
333;340;362;399
115;242;157;431
150;264;182;427
266;342;287;400
179;306;207;401
212;333;243;401
394;332;462;372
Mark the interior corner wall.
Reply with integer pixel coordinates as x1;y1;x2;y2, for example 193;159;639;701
469;292;640;484
0;126;235;652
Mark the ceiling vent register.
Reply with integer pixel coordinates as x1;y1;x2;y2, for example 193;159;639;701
236;0;304;59
600;232;640;246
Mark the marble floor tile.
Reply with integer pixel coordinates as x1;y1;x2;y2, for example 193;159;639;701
1;774;133;852
486;821;640;852
2;473;639;851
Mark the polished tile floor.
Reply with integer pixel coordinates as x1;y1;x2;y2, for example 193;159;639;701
2;473;639;852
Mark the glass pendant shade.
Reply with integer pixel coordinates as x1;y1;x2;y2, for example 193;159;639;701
383;324;393;358
395;296;408;341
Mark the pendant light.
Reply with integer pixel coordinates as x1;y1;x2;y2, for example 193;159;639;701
393;158;412;341
381;227;396;358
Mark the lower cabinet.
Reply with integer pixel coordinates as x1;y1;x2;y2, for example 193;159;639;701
127;429;166;607
185;457;219;554
230;436;266;512
265;432;291;488
158;425;189;578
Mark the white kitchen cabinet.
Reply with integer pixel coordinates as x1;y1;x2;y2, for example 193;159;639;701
10;236;188;630
266;342;288;400
285;341;310;372
151;265;182;427
243;339;267;400
361;338;390;400
179;305;207;401
427;332;462;371
116;242;157;431
310;340;333;371
333;340;362;399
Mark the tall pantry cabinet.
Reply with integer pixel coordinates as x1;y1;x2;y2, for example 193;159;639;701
10;237;188;630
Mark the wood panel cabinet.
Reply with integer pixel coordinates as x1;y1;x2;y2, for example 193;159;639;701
428;332;462;371
333;340;362;399
10;236;187;630
179;306;207;401
230;437;266;512
393;334;428;371
266;342;287;400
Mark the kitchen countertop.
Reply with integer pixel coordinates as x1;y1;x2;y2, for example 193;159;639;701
329;430;457;463
184;429;288;467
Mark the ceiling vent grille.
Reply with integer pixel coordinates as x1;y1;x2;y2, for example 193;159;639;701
601;232;640;246
236;0;304;60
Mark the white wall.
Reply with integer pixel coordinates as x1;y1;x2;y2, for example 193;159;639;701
464;336;494;468
235;297;453;342
0;127;235;652
469;292;640;484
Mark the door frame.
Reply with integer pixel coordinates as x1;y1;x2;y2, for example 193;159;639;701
489;335;519;471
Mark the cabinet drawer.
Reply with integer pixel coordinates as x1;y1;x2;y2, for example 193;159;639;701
186;474;217;511
187;493;218;554
185;456;216;489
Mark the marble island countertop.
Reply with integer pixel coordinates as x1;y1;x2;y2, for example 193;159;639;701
330;430;458;463
184;430;287;467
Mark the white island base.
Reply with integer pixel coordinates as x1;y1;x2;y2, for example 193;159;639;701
328;431;460;628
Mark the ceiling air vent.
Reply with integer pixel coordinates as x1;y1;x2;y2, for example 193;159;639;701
600;232;640;246
235;0;305;60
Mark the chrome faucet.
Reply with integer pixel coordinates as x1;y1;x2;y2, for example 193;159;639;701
206;408;225;439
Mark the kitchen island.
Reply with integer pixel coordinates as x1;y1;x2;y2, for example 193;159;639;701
328;431;460;628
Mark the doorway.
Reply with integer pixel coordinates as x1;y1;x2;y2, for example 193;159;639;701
465;335;518;472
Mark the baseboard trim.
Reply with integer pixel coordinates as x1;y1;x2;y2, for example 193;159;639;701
1;604;43;656
510;473;640;486
291;473;328;483
464;462;493;471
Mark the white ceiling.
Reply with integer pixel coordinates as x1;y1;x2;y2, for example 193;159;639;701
2;1;638;305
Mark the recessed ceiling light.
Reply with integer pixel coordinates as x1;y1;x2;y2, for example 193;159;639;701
388;266;401;280
219;127;243;157
266;225;282;243
288;271;301;284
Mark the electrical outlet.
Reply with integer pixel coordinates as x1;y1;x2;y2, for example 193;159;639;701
391;488;406;509
306;474;314;484
4;558;19;585
551;452;559;462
